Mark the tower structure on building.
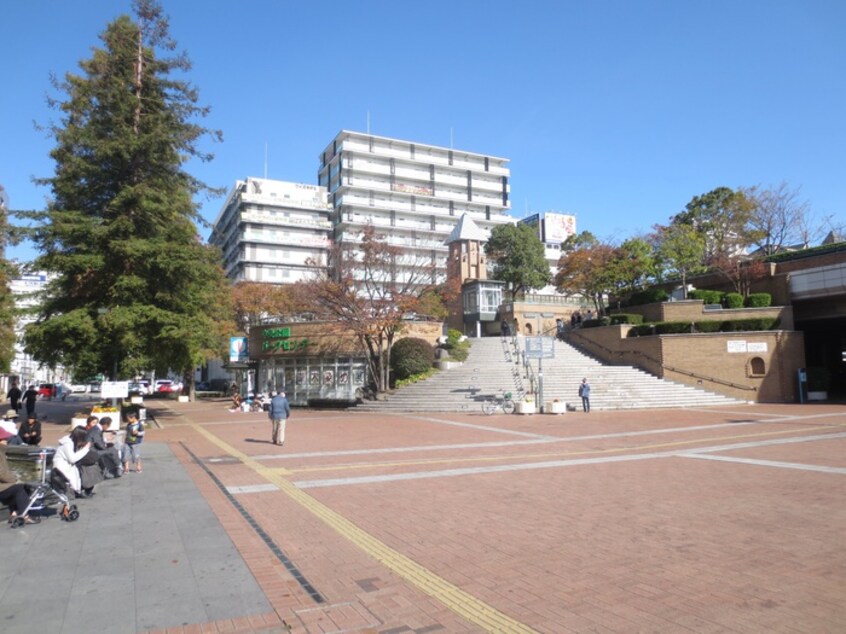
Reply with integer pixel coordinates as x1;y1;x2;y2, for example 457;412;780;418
317;131;513;284
209;178;332;283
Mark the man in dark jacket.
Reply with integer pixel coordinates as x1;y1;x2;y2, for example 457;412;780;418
23;386;38;418
268;391;291;446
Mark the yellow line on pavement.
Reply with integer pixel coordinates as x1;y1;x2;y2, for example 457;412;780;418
289;424;842;474
190;423;538;634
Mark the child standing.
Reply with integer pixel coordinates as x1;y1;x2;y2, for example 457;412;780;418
122;412;145;473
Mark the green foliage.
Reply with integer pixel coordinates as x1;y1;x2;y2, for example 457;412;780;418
724;292;744;308
395;367;438;389
608;313;644;326
720;317;779;331
627;288;669;306
688;289;723;304
745;293;772;308
443;330;470;362
485;223;552;296
19;1;232;381
582;317;611;328
627;317;779;336
390;337;435;381
653;223;707;296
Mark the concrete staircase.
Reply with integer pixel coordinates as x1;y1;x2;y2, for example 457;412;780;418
355;336;747;413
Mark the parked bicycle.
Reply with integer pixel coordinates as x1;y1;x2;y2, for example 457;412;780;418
481;390;516;415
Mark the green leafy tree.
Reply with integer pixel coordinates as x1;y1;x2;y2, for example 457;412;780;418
484;223;551;297
0;201;17;373
672;187;760;261
19;0;231;394
607;237;658;297
652;223;707;298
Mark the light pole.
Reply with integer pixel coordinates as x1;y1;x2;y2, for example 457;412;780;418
97;307;119;408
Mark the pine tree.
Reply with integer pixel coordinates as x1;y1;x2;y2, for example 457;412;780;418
20;0;232;385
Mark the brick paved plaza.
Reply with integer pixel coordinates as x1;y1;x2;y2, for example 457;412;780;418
152;400;845;633
3;399;844;633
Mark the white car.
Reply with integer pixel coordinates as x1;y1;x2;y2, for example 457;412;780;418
69;384;89;394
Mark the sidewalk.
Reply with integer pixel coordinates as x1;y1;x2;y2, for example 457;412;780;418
1;396;845;633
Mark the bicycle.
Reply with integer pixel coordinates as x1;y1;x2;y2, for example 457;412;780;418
481;391;516;415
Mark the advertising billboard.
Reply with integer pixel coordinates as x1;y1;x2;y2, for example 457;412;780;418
543;213;576;244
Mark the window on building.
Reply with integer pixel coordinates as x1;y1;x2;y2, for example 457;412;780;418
748;357;766;377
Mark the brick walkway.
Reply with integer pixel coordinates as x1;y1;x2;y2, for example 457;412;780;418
145;399;845;633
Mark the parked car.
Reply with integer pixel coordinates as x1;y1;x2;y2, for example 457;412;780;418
195;381;211;391
38;383;55;399
128;382;150;396
69;384;89;394
154;379;182;394
88;382;102;393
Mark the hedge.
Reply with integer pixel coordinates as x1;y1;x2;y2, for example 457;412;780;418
628;288;669;306
744;293;772;308
688;289;723;304
724;292;744;308
627;317;780;336
391;337;435;381
608;313;644;325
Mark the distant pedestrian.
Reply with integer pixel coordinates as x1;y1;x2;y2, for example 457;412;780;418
6;382;22;413
578;378;591;413
268;391;291;446
23;386;38;418
122;412;145;473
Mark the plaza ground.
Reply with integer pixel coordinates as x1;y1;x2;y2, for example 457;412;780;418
1;396;844;633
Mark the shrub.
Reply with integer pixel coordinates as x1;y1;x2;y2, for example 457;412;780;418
442;329;470;362
582;317;610;328
693;320;723;333
395;367;438;389
608;313;644;326
628;288;669;306
391;337;435;381
720;317;779;331
744;293;772;308
689;289;723;304
724;292;744;308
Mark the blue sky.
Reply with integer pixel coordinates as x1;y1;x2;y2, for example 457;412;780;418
3;0;844;262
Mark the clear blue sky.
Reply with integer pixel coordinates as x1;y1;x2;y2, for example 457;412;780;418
3;0;844;262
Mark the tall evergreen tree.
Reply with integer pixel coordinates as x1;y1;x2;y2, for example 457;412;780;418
20;0;232;386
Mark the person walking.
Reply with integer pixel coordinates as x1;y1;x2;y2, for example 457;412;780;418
578;378;591;413
6;382;22;413
23;385;38;419
268;391;291;446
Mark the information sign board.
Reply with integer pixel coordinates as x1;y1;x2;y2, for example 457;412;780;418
524;336;555;359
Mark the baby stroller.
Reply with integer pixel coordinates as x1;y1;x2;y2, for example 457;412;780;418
11;450;79;528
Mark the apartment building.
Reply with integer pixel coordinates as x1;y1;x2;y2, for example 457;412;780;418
317;130;514;284
209;178;332;283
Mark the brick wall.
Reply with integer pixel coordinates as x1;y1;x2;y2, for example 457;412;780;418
569;326;805;403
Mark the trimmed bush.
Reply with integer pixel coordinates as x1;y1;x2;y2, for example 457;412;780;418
724;292;744;308
720;317;779;331
608;313;644;326
442;328;470;362
744;293;772;308
693;320;723;333
626;318;779;336
391;337;435;381
582;317;611;328
688;289;723;304
628;288;669;306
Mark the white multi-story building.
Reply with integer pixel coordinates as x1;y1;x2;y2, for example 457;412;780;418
317;131;514;283
209;178;332;283
8;268;64;387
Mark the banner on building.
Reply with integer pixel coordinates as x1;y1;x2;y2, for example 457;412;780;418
229;337;249;363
